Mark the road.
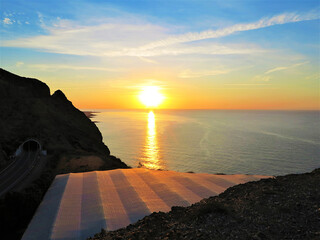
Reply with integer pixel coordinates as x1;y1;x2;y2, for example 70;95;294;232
0;149;40;196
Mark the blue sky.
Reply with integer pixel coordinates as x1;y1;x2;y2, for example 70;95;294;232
1;0;319;109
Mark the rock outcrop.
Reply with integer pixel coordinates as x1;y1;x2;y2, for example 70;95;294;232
89;168;320;240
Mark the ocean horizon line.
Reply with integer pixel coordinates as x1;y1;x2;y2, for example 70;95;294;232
81;108;320;112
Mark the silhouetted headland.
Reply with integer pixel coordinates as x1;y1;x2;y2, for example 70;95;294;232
83;111;100;123
0;68;128;240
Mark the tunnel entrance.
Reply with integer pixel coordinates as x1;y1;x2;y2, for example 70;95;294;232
23;140;41;152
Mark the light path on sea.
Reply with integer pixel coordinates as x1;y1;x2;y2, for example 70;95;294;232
92;109;320;176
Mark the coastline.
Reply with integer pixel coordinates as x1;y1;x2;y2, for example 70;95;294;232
83;111;99;122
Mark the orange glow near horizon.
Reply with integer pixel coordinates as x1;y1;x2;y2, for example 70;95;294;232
138;86;165;108
53;76;319;111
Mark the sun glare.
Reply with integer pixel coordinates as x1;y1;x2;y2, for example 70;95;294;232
139;86;164;108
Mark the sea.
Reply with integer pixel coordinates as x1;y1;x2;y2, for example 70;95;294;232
87;109;320;176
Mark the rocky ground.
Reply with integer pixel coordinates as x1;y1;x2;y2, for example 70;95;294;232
89;168;320;240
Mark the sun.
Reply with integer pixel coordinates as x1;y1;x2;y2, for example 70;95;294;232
139;86;165;108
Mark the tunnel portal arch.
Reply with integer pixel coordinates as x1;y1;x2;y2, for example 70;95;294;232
15;139;43;157
22;139;41;152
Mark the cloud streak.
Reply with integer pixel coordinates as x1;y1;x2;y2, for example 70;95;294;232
179;69;229;78
1;11;318;57
28;64;124;72
254;61;309;82
16;61;24;67
265;61;309;74
137;12;318;51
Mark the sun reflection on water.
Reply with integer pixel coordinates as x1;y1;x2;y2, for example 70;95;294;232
139;111;165;170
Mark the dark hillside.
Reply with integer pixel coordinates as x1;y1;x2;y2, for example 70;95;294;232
0;69;128;239
0;68;127;170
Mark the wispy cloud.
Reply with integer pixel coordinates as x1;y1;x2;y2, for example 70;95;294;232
179;69;229;78
2;18;13;25
138;57;158;64
1;20;265;57
253;75;271;82
28;64;124;72
16;61;24;67
225;83;271;86
123;42;265;57
253;61;309;82
137;12;318;51
265;61;309;74
305;73;319;80
1;12;32;26
1;11;318;57
2;20;168;56
37;12;46;28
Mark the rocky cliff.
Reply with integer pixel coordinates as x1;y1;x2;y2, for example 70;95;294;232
0;68;127;170
0;69;128;240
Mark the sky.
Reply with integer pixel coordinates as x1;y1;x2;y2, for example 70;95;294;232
1;0;319;110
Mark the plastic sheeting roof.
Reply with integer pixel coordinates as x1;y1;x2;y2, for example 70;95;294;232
22;168;270;240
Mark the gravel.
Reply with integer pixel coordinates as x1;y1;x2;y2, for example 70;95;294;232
89;168;320;240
